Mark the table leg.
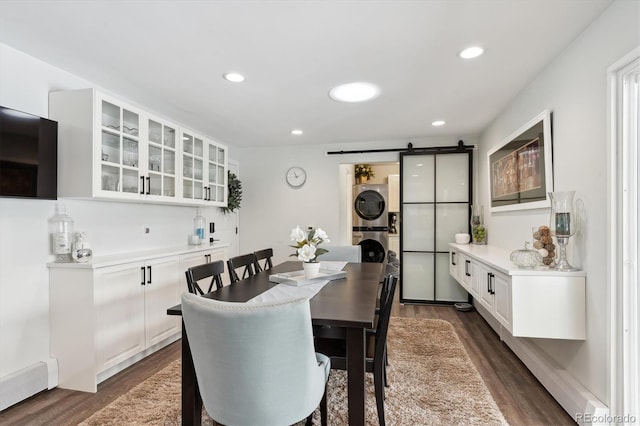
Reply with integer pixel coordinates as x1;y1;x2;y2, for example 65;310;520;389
181;321;202;426
346;327;366;425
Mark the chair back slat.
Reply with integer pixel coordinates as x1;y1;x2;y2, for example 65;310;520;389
253;248;274;272
227;253;258;283
185;260;225;295
374;274;398;363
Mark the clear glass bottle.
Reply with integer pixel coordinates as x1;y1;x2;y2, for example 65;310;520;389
194;208;206;244
49;204;74;262
470;205;487;245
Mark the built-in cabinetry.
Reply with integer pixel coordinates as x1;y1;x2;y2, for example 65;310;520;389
449;243;585;340
49;88;227;206
48;243;229;392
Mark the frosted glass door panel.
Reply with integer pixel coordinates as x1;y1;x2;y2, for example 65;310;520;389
402;252;434;300
435;204;469;251
402;204;434;251
436;154;469;202
402;156;434;202
435;253;468;301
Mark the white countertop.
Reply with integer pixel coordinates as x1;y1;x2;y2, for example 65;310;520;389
449;242;586;277
47;241;230;269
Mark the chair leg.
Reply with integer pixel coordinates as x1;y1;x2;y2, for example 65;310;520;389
374;362;386;426
305;414;312;426
384;348;389;388
320;386;328;426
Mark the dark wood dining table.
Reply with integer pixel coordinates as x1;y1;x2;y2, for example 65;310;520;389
167;260;383;426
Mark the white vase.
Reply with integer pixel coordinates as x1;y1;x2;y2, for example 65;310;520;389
303;261;321;279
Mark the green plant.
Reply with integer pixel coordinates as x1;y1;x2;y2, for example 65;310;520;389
221;171;242;214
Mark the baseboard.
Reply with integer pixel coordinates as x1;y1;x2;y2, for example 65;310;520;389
473;302;609;422
0;358;58;411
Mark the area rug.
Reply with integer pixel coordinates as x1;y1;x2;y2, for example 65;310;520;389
80;318;508;425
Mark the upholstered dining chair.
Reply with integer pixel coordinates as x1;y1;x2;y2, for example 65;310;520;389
253;247;274;272
181;293;330;426
185;260;225;295
318;245;362;262
314;273;398;426
227;253;257;283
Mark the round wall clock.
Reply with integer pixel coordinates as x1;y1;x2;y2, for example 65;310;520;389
286;166;307;188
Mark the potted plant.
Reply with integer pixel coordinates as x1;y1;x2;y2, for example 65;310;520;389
354;164;375;184
289;225;330;278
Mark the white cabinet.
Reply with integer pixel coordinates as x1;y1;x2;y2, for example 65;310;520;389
49;243;229;392
94;256;181;373
473;261;512;332
449;243;585;340
388;174;399;212
94;262;147;374
49;88;227;206
180;131;227;205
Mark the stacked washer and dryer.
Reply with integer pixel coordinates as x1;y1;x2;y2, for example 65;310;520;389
352;184;389;263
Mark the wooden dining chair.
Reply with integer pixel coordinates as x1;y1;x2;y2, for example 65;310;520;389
185;260;225;295
181;294;330;426
227;253;258;283
314;273;398;426
253;248;274;272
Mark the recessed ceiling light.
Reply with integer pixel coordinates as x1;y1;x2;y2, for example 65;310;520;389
329;82;380;103
458;46;484;59
291;129;303;135
431;120;446;127
223;72;245;82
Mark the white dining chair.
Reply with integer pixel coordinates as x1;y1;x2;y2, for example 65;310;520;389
319;245;362;262
181;293;330;426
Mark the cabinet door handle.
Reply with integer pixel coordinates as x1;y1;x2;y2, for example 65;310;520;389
147;265;152;284
139;177;145;194
141;266;146;285
489;272;495;295
487;272;492;294
451;252;456;266
204;187;209;201
465;260;471;276
146;177;150;195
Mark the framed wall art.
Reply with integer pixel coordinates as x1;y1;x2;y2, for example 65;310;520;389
487;110;553;212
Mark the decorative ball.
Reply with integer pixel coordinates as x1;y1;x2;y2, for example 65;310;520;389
538;248;549;258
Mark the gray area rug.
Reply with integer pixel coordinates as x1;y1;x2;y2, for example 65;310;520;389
80;317;508;425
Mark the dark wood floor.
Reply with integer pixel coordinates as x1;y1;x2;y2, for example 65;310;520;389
0;301;575;425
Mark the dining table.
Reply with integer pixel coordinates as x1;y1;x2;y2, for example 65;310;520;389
167;260;383;426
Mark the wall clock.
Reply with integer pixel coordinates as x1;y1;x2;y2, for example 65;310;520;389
286;166;307;188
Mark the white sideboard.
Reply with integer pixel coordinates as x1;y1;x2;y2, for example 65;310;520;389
48;243;229;392
449;243;586;340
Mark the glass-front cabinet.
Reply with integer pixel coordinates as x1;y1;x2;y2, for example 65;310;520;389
146;115;177;200
99;99;142;198
180;131;228;205
49;88;228;206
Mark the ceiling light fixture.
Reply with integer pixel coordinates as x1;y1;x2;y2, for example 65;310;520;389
291;129;303;135
329;82;380;103
223;72;245;83
431;120;446;127
458;46;484;59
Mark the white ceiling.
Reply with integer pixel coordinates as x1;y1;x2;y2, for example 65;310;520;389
0;0;613;148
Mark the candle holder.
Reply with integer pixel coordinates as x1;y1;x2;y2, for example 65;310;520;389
548;191;580;271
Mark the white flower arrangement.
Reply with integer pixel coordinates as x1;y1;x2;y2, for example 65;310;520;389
290;226;330;262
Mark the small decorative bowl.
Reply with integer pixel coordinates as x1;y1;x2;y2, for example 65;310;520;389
455;233;471;244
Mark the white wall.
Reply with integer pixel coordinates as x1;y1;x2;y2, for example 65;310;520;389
477;0;639;404
0;44;236;379
236;136;476;263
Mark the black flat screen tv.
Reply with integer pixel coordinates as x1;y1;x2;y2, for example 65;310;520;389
0;105;58;199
